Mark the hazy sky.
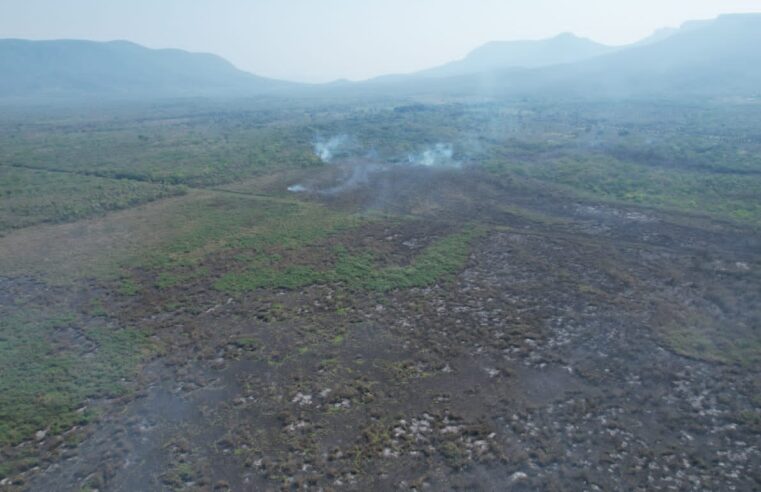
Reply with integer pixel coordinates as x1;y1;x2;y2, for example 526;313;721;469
2;0;761;82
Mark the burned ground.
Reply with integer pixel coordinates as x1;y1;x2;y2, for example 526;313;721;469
0;161;757;491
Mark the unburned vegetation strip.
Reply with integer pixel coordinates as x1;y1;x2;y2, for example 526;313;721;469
215;227;482;293
0;298;150;478
121;194;364;295
0;165;183;234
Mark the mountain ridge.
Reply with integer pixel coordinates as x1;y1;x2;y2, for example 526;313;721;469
0;38;295;99
369;32;616;84
361;13;761;99
2;13;760;101
417;32;616;78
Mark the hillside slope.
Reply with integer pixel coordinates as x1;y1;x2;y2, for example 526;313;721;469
366;14;761;99
419;33;615;78
0;39;291;99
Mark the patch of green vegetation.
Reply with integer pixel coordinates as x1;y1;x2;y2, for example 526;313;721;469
577;283;609;298
386;360;432;382
232;337;259;351
87;298;108;317
498;204;568;226
486;154;761;228
161;459;200;490
737;409;761;433
440;440;467;467
0;308;149;452
214;265;320;292
156;272;181;290
120;193;360;291
0;166;183;233
334;228;481;291
228;204;360;251
132;194;358;279
319;358;339;372
0;454;38;480
0;190;357;287
0;104;330;236
118;276;140;296
174;462;195;482
657;311;761;366
215;228;481;293
0;120;322;188
155;267;209;290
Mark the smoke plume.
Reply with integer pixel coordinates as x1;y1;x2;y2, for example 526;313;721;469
290;137;461;195
407;143;459;168
313;135;349;163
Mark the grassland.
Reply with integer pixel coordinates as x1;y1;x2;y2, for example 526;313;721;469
0;119;321;185
0;309;148;445
126;195;363;291
484;155;761;227
215;227;480;293
0;295;150;482
0;166;183;233
0;105;324;234
658;314;761;366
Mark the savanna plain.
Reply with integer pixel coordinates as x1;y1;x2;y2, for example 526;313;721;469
1;97;760;491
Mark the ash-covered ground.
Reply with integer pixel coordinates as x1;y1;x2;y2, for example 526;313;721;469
10;162;761;491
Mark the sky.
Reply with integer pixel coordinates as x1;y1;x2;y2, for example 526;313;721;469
2;0;761;83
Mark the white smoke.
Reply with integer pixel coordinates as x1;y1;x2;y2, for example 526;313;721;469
313;135;349;163
407;143;458;168
290;139;460;195
287;184;307;193
286;164;385;195
320;163;384;195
